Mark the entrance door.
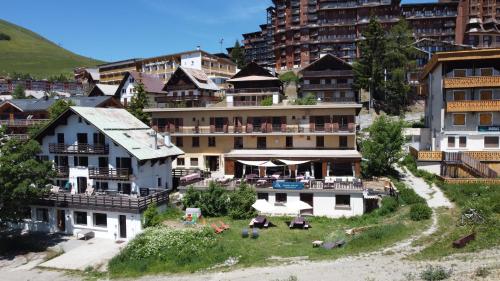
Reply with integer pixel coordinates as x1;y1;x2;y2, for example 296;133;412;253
300;193;314;215
119;215;127;239
56;210;66;232
205;156;219;172
77;177;87;193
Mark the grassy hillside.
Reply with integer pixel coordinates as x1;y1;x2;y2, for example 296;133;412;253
0;19;104;79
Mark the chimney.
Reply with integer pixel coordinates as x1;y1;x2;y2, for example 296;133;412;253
164;133;172;147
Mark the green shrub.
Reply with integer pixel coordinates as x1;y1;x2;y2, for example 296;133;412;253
181;182;229;217
260;96;273;106
420;265;452;281
396;182;426;205
294;93;317;105
410;203;432;221
143;203;161;228
0;33;10;41
378;197;398;216
228;184;257;219
279;71;299;84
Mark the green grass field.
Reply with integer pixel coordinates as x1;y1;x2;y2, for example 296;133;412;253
0;19;103;78
109;206;429;278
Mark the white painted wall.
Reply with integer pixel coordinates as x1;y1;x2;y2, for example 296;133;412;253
181;52;202;69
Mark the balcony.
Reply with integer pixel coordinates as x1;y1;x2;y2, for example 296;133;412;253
226;87;281;95
302;70;353;77
301;83;353;90
0;119;50;127
446;100;500;112
409;146;443;161
49;143;109;154
54;166;69;177
37;189;169;213
88;167;130;181
443;76;500;89
166;123;356;135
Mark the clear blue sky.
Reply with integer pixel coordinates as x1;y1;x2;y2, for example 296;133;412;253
0;0;434;63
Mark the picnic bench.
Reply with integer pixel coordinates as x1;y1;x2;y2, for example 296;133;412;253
76;230;95;240
289;216;310;229
453;233;475;248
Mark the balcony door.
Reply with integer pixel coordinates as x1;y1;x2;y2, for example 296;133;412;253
116;157;132;174
99;157;109;168
55;156;68;167
77;177;87;193
119;215;127;239
77;133;88;144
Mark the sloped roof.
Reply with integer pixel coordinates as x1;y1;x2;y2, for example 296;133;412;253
165;67;219;91
86;68;100;81
230;61;277;80
0;96;117;112
128;71;166;94
300;53;351;73
93;84;119;96
36;107;184;161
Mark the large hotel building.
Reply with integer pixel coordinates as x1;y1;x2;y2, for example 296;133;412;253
243;0;500;70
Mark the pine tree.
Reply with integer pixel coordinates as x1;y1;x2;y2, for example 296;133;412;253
353;16;387;103
128;82;150;125
12;84;27;99
230;40;246;69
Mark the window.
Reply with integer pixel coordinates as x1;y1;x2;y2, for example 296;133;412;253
22;207;31;219
453;91;465;101
95;181;109;191
116;157;132;174
234;137;243;149
480;90;493;100
453;69;466;77
276;193;287;203
175;137;183;147
190;157;199;167
73;156;88;167
452;114;466;126
286;136;293;148
448;136;456;148
77;133;88;144
459;136;467;148
479;113;493;126
93;213;107;227
339;136;348;148
192;137;200;147
208;137;216;147
480;68;493;76
484;136;499;148
316;136;324;148
257;193;269;201
157;177;162;187
335;195;351;209
118;183;131;195
93;132;105;145
36;208;48;222
74;211;87;225
177;157;185;166
257;137;266;149
57;133;65;144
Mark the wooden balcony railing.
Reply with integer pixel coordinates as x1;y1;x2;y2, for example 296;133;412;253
88;167;130;180
226;87;281;94
409;146;444;161
49;143;109;154
54;166;69;177
0;119;50;127
38;189;169;213
443;76;500;89
302;70;353;77
164;123;356;135
301;83;353;90
446;100;500;112
444;152;498;178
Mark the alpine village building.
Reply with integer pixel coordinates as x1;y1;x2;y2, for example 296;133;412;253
146;58;369;218
411;48;500;184
24;107;183;240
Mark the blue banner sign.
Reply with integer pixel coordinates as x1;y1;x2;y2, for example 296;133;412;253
478;126;500;132
272;181;304;190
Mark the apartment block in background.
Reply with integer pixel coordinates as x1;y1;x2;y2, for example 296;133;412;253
412;48;500;183
98;59;142;85
459;0;500;48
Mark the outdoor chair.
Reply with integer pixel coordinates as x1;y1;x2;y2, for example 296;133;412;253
85;187;94;196
251;228;259;239
211;223;224;234
219;221;230;230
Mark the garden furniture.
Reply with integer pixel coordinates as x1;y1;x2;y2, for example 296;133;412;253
219;221;230;230
252;228;259;239
453;233;475;248
211;223;224;234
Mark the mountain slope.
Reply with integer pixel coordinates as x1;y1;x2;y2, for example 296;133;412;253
0;19;104;78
